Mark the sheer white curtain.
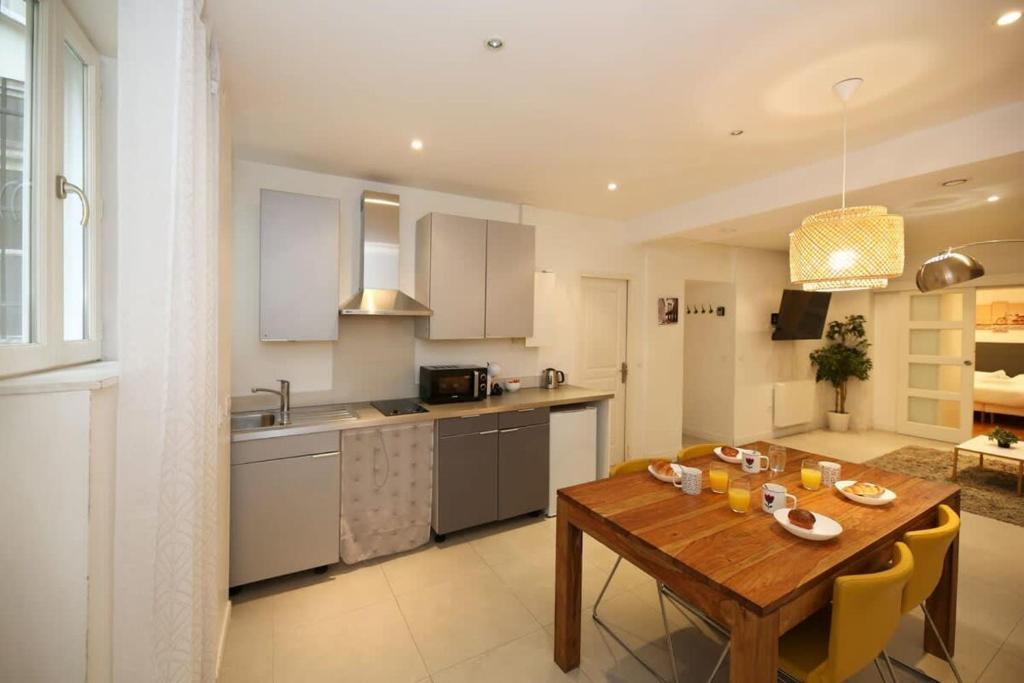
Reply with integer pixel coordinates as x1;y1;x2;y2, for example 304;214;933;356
115;1;221;681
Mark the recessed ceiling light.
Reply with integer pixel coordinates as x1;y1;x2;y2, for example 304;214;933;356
729;129;744;136
607;182;618;191
987;195;1001;202
940;178;968;187
485;37;504;50
410;139;424;151
996;10;1021;26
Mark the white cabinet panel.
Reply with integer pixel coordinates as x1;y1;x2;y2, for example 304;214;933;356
259;189;340;341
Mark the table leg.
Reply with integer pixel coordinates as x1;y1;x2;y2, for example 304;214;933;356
554;499;583;672
951;448;959;481
729;607;779;683
924;498;959;658
979;453;984;469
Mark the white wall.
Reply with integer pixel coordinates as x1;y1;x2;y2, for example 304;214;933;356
682;281;735;443
230;160;650;455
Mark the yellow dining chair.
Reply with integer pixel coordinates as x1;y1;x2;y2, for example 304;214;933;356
678;443;727;462
595;454;730;683
882;504;962;682
778;541;915;683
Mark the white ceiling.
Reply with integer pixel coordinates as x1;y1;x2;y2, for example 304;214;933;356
207;0;1024;219
660;152;1024;259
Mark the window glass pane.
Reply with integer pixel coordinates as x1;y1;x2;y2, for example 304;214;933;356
0;0;31;344
910;293;963;322
909;329;962;356
62;42;86;340
907;397;960;429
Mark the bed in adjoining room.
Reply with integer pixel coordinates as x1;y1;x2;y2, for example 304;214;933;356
975;342;1024;419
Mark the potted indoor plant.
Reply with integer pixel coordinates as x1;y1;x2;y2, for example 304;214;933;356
809;315;873;432
988;427;1020;449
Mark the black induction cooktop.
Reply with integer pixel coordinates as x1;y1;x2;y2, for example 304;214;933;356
371;398;429;417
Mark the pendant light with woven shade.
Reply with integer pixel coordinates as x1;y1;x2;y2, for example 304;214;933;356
789;78;905;291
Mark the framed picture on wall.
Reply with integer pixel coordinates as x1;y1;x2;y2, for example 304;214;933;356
658;297;679;325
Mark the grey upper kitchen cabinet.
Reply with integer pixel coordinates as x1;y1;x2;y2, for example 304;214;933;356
415;212;535;340
259;189;340;341
415;213;487;340
485;220;535;338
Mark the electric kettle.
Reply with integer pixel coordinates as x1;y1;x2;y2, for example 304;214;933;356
542;368;566;389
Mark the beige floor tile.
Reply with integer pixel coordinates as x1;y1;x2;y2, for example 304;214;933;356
396;572;540;673
886;609;1003;683
470;516;556;566
218;598;274;683
1001;615;1024;658
544;606;669;683
269;561;394;633
383;540;498;596
978;646;1024;683
432;629;590;683
273;597;427;683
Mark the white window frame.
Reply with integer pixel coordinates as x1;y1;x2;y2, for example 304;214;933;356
0;0;101;377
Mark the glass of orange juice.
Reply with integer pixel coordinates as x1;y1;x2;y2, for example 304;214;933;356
728;476;751;513
801;459;822;491
709;463;730;493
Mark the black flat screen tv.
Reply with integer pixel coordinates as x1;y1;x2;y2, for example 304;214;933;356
771;290;831;340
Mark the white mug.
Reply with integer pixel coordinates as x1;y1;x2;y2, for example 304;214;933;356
761;482;798;514
672;465;702;495
741;450;769;474
820;461;842;487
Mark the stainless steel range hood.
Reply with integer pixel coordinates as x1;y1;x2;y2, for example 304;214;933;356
340;191;432;316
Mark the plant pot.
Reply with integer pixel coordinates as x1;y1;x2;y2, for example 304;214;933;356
827;411;851;432
997;441;1012;449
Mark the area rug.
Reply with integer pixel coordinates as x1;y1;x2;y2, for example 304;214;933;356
866;445;1024;527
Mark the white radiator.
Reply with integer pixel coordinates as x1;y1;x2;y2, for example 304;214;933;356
773;380;815;427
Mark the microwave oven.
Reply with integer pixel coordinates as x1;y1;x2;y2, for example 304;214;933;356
419;365;488;404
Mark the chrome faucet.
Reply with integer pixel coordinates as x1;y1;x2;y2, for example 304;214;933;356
251;379;291;425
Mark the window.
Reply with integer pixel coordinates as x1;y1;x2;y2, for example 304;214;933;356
0;0;100;376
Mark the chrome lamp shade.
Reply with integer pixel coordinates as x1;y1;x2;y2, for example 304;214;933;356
915;251;985;292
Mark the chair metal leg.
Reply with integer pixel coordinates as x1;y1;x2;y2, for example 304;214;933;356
882;649;898;682
592;556;669;683
706;641;730;683
921;603;964;683
657;582;682;683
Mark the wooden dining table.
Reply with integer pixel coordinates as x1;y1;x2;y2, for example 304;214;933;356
553;442;961;682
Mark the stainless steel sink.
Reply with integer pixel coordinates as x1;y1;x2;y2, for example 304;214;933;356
231;412;279;430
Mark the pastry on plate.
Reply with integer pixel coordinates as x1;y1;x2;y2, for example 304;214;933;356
845;481;885;498
787;508;816;530
721;446;739;457
652;460;677;478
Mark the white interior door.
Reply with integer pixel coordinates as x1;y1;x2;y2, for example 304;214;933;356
896;289;975;443
579;277;628;463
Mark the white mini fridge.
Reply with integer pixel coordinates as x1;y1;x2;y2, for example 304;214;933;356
548;405;598;515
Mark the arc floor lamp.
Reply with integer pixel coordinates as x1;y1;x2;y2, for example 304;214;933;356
916;239;1024;292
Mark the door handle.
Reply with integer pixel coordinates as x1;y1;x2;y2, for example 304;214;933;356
311;451;340;459
479;429;499;435
501;427;521;433
56;175;90;227
620;362;628;383
963;360;973;366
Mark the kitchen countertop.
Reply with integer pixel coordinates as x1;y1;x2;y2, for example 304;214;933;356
231;385;614;442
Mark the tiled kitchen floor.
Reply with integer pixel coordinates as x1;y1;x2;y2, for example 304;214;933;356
219;430;1024;683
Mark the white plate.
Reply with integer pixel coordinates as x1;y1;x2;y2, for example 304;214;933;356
648;463;682;483
773;508;843;541
713;446;746;464
834;480;897;506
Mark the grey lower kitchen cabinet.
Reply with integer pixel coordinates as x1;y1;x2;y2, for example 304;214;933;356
432;411;550;539
229;432;340;587
432;424;499;537
497;422;550;520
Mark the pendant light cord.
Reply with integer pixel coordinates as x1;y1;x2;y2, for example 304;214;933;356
841;101;847;209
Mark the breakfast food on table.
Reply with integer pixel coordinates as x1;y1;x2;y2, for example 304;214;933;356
721;446;739;457
652;460;677;478
845;481;885;498
787;508;816;530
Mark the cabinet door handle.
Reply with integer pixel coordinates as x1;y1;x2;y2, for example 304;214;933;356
479;429;498;435
502;427;521;433
311;451;340;459
516;408;535;413
460;414;480;419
